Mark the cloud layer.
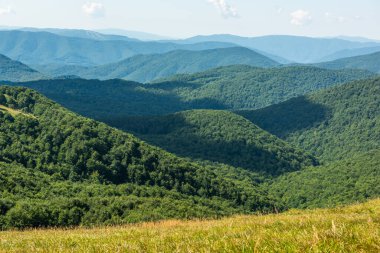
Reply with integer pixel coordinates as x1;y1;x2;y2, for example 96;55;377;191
82;2;105;18
290;9;312;26
208;0;238;19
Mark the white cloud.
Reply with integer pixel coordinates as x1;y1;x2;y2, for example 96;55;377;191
208;0;239;19
290;9;312;26
0;6;14;16
82;2;105;18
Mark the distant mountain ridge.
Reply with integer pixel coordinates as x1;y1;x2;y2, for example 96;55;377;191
173;34;380;63
0;30;236;66
37;47;280;83
316;51;380;73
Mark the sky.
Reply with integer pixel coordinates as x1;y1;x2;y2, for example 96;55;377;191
0;0;379;39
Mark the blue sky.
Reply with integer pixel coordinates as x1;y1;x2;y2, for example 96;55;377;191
0;0;379;39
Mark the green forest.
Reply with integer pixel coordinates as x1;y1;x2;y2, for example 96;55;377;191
0;48;379;231
0;86;281;229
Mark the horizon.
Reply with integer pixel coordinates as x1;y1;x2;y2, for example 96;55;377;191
0;0;379;40
1;25;379;42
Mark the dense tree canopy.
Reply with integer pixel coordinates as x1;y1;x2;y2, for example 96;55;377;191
0;86;279;229
239;77;380;162
115;110;317;176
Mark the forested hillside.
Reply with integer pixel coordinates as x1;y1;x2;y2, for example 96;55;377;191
316;51;380;73
0;54;45;82
114;110;316;175
152;65;374;110
5;66;373;122
269;150;380;208
239;77;380;162
42;47;279;83
0;86;279;229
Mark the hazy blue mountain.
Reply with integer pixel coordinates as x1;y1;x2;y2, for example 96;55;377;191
176;34;380;63
316;51;380;73
333;36;380;43
18;27;139;41
319;46;380;62
0;54;45;82
0;30;235;66
37;47;279;83
95;28;174;41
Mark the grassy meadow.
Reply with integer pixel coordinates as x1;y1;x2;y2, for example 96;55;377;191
0;199;379;253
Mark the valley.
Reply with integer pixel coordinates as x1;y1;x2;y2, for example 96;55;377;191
0;9;379;251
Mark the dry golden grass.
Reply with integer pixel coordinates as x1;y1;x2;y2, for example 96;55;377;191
0;199;379;253
0;105;35;118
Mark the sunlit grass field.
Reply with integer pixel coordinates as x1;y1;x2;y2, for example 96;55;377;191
0;199;379;253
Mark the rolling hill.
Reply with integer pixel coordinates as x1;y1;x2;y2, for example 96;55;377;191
269;150;380;209
41;47;279;83
239;77;380;162
0;30;235;66
151;65;374;111
0;54;45;82
316;51;380;73
3;66;374;121
114;110;317;176
175;34;380;63
0;86;281;229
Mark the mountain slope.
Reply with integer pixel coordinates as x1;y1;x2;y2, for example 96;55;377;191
0;31;235;66
269;150;380;209
0;86;278;229
4;66;374;121
49;47;279;83
176;35;380;63
0;54;45;82
239;77;380;162
151;65;374;111
113;110;317;176
316;51;380;73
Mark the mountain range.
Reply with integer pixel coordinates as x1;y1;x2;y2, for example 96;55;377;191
172;34;380;63
36;47;279;83
0;27;379;230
